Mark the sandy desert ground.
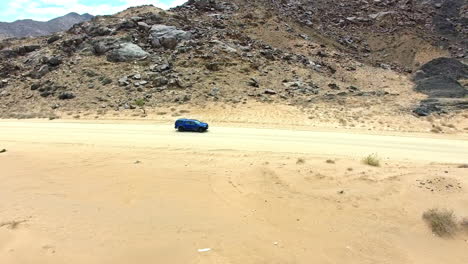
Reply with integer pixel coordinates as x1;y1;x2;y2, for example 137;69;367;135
1;120;468;264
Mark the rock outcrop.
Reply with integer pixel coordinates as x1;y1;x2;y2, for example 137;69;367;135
412;57;468;116
107;43;149;62
149;25;191;49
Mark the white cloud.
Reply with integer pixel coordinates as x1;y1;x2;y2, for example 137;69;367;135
40;0;79;5
1;0;188;22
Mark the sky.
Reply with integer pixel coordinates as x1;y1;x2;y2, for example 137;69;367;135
0;0;188;22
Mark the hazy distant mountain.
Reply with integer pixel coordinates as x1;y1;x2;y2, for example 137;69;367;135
0;12;93;39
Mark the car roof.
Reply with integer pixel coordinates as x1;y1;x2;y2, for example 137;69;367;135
177;118;200;122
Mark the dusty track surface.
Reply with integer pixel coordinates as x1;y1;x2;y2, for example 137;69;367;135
1;120;467;163
1;120;468;264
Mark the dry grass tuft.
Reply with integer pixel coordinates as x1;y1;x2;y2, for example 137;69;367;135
422;209;458;237
296;158;305;164
362;154;380;167
326;159;335;164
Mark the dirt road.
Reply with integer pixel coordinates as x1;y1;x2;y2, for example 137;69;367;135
0;120;467;163
1;120;468;264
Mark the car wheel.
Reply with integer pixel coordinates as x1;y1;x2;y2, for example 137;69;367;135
198;128;204;133
178;126;185;132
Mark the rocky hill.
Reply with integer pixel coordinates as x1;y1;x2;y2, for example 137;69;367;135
0;12;93;38
0;0;466;133
262;0;467;68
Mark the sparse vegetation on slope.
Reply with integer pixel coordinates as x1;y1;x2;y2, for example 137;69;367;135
134;98;146;115
363;154;380;167
422;208;458;237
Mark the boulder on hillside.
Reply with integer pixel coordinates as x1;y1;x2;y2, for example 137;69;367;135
0;79;8;88
0;45;41;59
61;35;87;53
414;57;468;81
118;76;130;86
138;22;151;30
149;25;191;49
47;35;61;44
92;38;118;55
413;98;468;116
86;25;113;36
58;92;76;100
414;76;467;98
153;76;169;87
30;65;50;79
413;58;468;99
16;45;41;55
118;19;137;30
45;56;63;66
264;89;277;95
107;43;148;62
93;42;109;55
248;78;259;87
205;62;221;71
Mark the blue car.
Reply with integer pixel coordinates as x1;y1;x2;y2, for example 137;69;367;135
175;118;209;132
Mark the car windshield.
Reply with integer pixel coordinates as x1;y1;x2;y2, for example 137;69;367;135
193;120;201;124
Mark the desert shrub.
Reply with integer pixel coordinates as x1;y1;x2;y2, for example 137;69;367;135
296;158;305;164
422;208;458;237
134;99;146;114
134;98;145;106
363;154;380;167
326;159;335;164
